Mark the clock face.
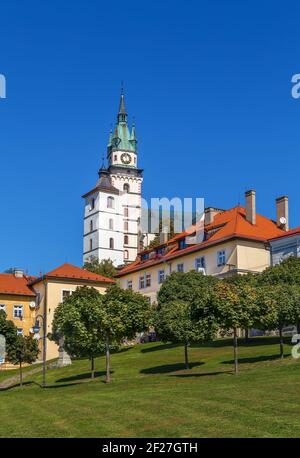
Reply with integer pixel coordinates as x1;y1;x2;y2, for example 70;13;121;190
121;153;132;165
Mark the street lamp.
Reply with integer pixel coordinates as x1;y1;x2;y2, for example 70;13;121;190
33;311;47;388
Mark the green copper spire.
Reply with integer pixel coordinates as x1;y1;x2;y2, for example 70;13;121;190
107;90;137;154
117;89;127;124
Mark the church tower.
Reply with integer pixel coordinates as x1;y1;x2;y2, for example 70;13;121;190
82;91;143;267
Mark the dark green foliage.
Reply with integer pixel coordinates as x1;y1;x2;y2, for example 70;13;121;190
6;335;39;386
0;310;17;348
83;256;117;279
52;286;107;378
258;256;300;286
256;284;297;358
157;270;218;305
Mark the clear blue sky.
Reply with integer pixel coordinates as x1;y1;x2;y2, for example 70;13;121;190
1;0;300;275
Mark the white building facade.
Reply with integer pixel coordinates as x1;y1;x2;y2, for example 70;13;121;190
82;92;145;267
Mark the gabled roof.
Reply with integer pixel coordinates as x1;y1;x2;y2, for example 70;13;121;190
116;206;286;277
269;226;300;241
30;263;115;285
0;274;36;297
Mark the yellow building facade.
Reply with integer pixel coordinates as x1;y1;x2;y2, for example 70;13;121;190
0;264;115;365
30;263;115;360
116;192;288;302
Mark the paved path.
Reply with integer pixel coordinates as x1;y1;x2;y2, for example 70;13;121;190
0;366;42;390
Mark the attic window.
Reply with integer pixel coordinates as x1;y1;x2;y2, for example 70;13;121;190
141;253;149;261
178;238;187;250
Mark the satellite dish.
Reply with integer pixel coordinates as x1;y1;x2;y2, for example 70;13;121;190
29;301;36;309
279;217;287;225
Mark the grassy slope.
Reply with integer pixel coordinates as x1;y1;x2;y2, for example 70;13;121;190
0;337;300;438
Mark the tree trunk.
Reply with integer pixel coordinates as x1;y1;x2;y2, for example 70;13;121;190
184;342;189;369
244;327;249;343
91;356;95;379
105;336;111;383
233;327;238;375
19;362;23;387
279;328;284;359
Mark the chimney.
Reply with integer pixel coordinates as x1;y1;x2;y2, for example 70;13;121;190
276;196;289;231
160;227;168;245
14;269;24;278
245;190;256;225
204;207;222;225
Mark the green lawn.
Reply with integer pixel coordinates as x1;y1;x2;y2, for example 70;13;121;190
0;336;300;438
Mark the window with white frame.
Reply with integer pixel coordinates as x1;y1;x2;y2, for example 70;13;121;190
17;328;23;336
177;263;184;272
195;256;206;271
62;290;74;302
217;250;226;266
139;275;145;289
127;280;133;290
0;304;5;313
146;273;151;287
13;305;23;319
158;269;165;284
107;196;114;209
124;250;129;260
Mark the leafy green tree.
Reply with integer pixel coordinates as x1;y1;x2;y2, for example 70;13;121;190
259;256;300;286
256;285;295;358
224;273;259;340
52;286;107;378
157;271;217;305
258;256;300;332
83;257;116;279
154;299;216;368
102;285;151;383
6;335;39;386
0;310;17;349
212;281;258;374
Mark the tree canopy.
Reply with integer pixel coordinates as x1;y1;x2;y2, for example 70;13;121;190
52;286;107;378
83;257;117;279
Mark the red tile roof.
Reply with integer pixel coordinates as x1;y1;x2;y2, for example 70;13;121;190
116;206;286;277
268;226;300;241
30;263;115;285
0;274;36;297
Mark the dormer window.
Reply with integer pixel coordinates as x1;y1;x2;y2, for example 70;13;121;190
178;238;187;250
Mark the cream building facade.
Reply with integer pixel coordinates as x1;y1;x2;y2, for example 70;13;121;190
29;263;115;360
116;191;289;302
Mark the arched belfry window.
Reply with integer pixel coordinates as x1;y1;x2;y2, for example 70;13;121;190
107;196;114;209
124;250;129;260
109;238;114;249
123;183;130;193
109;218;114;230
